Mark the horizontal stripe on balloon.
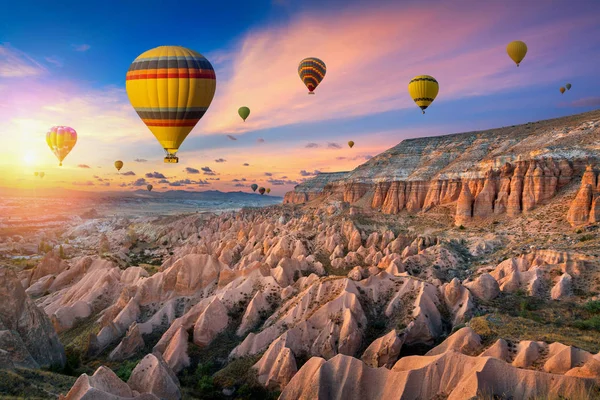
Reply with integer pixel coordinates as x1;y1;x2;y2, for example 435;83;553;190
142;119;200;127
409;77;438;83
412;97;435;101
134;107;208;112
126;70;216;80
299;59;326;70
128;57;214;71
299;66;326;77
135;110;207;119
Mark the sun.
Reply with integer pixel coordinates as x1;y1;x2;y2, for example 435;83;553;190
23;151;37;166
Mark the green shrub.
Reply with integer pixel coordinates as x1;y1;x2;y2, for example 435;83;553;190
583;301;600;314
113;359;139;382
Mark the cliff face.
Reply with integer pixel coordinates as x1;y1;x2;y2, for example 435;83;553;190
283;172;349;204
567;165;600;226
285;110;600;224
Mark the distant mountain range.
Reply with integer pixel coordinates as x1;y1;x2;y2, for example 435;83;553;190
0;187;282;201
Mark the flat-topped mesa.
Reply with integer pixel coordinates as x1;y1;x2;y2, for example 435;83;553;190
283;171;350;204
284;110;600;224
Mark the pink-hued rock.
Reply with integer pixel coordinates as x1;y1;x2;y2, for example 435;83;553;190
361;329;404;368
128;353;181;400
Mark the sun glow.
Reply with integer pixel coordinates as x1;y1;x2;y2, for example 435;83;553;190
22;151;37;166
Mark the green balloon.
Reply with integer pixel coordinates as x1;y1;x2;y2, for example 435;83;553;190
565;83;572;90
238;106;250;122
251;184;258;192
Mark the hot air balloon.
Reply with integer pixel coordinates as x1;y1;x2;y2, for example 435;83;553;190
46;126;77;166
258;187;266;195
34;172;39;177
126;46;216;163
506;41;527;67
560;87;565;94
266;188;271;194
39;172;45;179
114;160;124;171
408;75;439;114
147;184;153;192
566;83;572;90
298;57;326;95
251;184;258;192
348;141;354;148
238;106;250;122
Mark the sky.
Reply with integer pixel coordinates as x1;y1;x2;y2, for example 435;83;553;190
1;0;600;196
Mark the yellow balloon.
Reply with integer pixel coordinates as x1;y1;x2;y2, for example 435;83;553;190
114;160;123;171
46;126;77;166
348;141;354;148
507;41;527;67
126;46;216;163
408;75;439;114
559;87;565;94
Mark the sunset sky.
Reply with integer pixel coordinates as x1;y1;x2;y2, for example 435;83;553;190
2;0;600;196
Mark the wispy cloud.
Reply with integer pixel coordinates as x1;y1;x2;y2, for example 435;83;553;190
200;3;600;134
202;166;216;176
300;170;321;176
122;171;136;176
0;43;47;77
132;178;147;186
78;164;91;168
72;44;91;52
257;138;265;143
264;172;273;176
243;163;250;166
73;180;94;186
134;158;147;163
327;142;342;149
560;97;600;108
185;167;200;174
268;178;298;185
45;56;63;68
215;158;226;163
226;135;237;141
146;172;166;179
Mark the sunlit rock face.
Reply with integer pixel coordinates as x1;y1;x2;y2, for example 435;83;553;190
284;111;600;226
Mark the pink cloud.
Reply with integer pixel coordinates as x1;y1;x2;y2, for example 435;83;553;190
0;43;47;77
200;3;600;135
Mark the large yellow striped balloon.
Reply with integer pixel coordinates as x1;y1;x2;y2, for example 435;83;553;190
126;46;216;163
46;126;77;166
506;41;527;67
408;75;439;114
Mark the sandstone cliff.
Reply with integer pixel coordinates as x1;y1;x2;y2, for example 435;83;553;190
285;110;600;225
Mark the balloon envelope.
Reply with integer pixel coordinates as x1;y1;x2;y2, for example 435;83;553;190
408;75;439;114
266;188;271;193
34;172;38;177
258;187;266;195
39;172;45;178
114;160;123;171
126;46;216;162
298;57;326;94
46;126;77;166
251;184;258;192
566;83;572;90
348;141;354;148
560;87;565;94
506;41;527;66
147;184;153;192
238;106;250;122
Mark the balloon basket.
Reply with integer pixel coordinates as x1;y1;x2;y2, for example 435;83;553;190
308;92;315;95
164;156;179;163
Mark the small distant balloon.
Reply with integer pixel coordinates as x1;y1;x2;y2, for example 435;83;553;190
251;184;258;192
566;83;572;90
238;106;250;122
506;40;527;67
34;172;39;177
147;184;153;192
408;75;439;114
39;172;45;179
560;87;565;94
258;187;266;195
298;57;326;95
266;188;271;194
114;160;124;171
348;141;354;148
47;126;77;166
